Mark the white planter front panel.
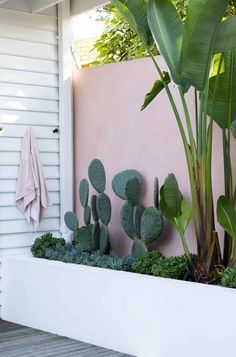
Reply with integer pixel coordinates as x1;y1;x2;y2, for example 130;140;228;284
2;255;236;357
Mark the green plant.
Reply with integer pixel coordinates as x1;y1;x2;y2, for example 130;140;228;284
90;2;236;67
31;233;66;259
43;243;134;272
64;159;111;255
133;250;163;275
112;169;164;257
151;256;188;279
112;0;236;282
220;267;236;288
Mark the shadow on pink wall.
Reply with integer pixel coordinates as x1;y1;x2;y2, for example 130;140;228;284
73;57;235;257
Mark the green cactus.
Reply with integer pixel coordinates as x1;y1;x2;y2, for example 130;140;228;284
79;179;89;208
120;202;136;239
96;193;111;225
65;159;111;255
112;169;142;199
88;159;106;193
91;195;99;222
75;227;92;252
132;239;148;258
64;212;79;232
112;170;164;258
84;205;91;226
125;177;141;205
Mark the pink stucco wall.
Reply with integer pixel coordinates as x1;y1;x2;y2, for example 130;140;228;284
73;57;235;257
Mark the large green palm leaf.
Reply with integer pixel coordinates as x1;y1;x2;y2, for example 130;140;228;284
214;16;236;54
147;0;183;86
208;50;236;128
180;0;229;91
111;0;153;46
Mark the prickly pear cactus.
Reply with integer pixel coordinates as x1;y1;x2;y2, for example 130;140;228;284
64;212;79;232
112;170;164;258
88;159;106;193
64;159;111;255
112;169;142;200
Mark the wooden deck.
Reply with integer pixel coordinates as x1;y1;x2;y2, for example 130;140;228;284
0;320;134;357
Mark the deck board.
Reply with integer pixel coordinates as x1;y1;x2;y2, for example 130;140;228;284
0;320;134;357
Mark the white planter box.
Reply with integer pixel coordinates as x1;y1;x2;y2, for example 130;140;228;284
2;255;236;357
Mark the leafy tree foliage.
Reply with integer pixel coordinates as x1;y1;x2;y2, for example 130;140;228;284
90;1;236;67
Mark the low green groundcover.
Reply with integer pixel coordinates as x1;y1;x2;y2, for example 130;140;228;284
31;233;235;287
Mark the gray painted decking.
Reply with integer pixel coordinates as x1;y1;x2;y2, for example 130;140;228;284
0;320;134;357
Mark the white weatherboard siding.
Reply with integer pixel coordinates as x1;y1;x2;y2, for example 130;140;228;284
0;7;61;315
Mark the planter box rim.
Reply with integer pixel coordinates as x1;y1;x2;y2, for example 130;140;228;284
3;254;236;296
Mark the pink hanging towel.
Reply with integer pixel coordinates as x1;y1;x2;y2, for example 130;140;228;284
16;128;51;230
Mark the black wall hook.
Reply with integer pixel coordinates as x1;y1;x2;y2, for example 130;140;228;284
53;128;59;133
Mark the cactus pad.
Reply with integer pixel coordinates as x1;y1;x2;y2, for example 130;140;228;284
99;225;110;255
64;211;79;232
153;177;159;209
132;239;148;258
140;207;164;242
84;205;91;226
120;202;136;239
125;178;141;205
79;179;89;208
134;204;144;237
96;193;112;225
75;227;92;252
88;159;106;193
112;169;142;200
91;195;99;222
91;223;100;251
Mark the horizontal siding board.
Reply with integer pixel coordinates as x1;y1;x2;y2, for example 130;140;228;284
0;69;58;87
0;217;60;234
0;204;60;221
1;124;59;139
0;8;57;32
0;166;60;179
0;110;58;126
0;24;58;45
0;179;60;193
0;192;60;207
0;152;59;166
0;54;58;74
0;231;61;249
0;138;59;152
0;83;59;100
0;96;59;113
0;38;57;61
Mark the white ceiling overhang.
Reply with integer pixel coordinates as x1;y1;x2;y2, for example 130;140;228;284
71;0;107;16
31;0;64;13
0;0;107;16
31;0;107;15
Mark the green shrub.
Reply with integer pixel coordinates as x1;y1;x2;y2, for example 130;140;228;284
151;256;187;280
220;267;236;288
31;233;66;258
132;251;163;275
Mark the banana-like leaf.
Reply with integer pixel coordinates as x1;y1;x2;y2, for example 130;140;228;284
163;174;183;218
214;16;236;54
141;71;170;111
111;0;153;46
180;0;229;91
217;196;236;239
207;50;236;129
160;186;192;233
147;0;183;86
